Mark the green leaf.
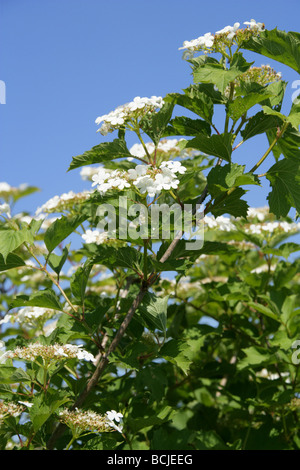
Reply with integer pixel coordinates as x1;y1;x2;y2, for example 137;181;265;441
89;245;143;273
160;339;192;375
241;111;281;142
211;187;249;218
266;127;300;161
0;229;34;262
68;138;132;171
165;85;214;123
228;87;278;122
262;105;300;131
9;288;63;310
165;115;211;137
207;163;260;198
10;185;40;203
70;258;94;304
48;243;70;276
0;366;32;384
29;391;71;432
266;159;300;217
242;28;300;74
259;80;287;110
0;253;26;272
140;102;175;145
273;260;300;289
127;406;175;434
186;132;232;162
288;100;300;130
137;293;168;333
193;53;253;93
237;346;275;370
44;214;86;253
83;436;120;450
248;301;280;322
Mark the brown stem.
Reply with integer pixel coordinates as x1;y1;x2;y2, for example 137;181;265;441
46;289;146;449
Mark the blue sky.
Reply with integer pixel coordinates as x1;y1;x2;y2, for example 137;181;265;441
1;0;300;216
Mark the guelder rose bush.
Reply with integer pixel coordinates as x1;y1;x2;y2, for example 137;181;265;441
0;20;300;450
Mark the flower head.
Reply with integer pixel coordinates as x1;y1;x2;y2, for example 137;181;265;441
5;342;95;364
95;96;164;135
59;408;123;434
244;19;265;31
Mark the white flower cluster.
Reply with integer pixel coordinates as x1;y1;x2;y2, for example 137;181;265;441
91;168;131;194
0;182;30;197
91;161;187;198
80;166;100;181
4;342;95;363
179;19;264;55
245;221;300;235
82;229;110;245
80;139;196;184
257;368;290;383
0;307;58;328
0;203;11;218
0;401;25;421
0;182;12;193
250;264;276;274
35;190;91;216
247;207;269;222
202;210;300;236
179;32;215;54
129;138;195;160
244;19;265;31
215;22;241;41
59;408;123;434
203;215;236;232
95;96;164;136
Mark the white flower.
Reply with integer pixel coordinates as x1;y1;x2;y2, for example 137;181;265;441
106;410;123;423
154;173;179;191
91;168;130;195
130;142;154;158
0;341;8;364
134;175;158;197
35;190;91;215
160;160;187;175
251;264;276;274
244;19;264;31
179;32;214;52
18;401;33;408
0;307;57;328
215;22;240;40
0;182;12;192
129;139;187;159
128;164;148;180
91;160;187;198
59;408;123;434
105;410;124;433
0;402;24;419
6;342;95;363
80;166;101;181
203;215;236;231
247;207;269;222
0;203;11;218
95;96;164;135
82;229;110;245
127;96;149;111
